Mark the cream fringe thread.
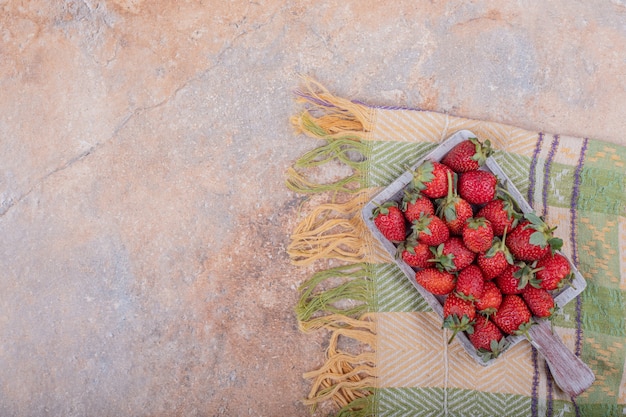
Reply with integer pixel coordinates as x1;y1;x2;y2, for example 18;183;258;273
287;190;390;266
288;78;390;415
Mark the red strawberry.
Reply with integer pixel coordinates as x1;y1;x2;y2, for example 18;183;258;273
462;217;494;253
536;253;573;291
437;237;476;272
475;281;503;317
443;292;476;344
458;170;497;205
468;316;506;361
401;189;435;223
415;268;456;295
411;213;450;246
412;160;453;199
373;201;406;242
435;171;473;235
495;262;541;295
441;137;494;173
506;213;563;262
476;196;521;236
455;265;485;301
476;230;514;280
398;240;433;269
522;286;556;319
493;294;533;337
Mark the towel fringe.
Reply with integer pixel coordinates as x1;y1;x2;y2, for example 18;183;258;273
285;166;363;195
292;77;375;139
302;314;377;411
285;130;369;195
289;78;383;416
293;137;368;170
335;392;377;417
296;263;373;331
288;190;391;266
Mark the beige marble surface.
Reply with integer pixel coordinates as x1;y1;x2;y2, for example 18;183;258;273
2;1;626;416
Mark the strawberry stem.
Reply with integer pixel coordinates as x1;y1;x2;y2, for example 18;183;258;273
447;170;454;199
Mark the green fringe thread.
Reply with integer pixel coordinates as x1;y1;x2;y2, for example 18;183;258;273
336;389;377;417
296;263;373;328
286;122;369;194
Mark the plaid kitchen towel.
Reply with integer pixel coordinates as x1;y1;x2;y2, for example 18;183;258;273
288;79;626;417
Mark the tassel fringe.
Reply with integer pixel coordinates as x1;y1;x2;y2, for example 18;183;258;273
296;263;374;332
293;137;368;170
285;131;369;194
289;78;383;416
286;77;375;194
335;392;376;417
292;77;375;139
287;190;391;266
302;314;377;410
285;165;362;195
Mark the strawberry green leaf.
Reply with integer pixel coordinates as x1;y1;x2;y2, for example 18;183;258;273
563;272;576;290
524;212;543;226
548;237;563;252
485;245;498;258
444;206;457;221
529;231;548;247
504;250;515;264
413;160;435;190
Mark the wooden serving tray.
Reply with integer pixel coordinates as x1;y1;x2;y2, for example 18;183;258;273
361;130;594;395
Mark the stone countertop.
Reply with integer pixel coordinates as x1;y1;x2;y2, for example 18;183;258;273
1;2;626;416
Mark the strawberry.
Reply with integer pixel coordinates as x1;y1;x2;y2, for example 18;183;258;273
468;316;507;361
401;189;435;223
476;229;514;279
415;268;456;295
455;265;485;301
522;286;556;319
411;213;450;246
443;292;476;344
462;217;494;253
438;237;476;272
372;201;406;242
476;196;521;236
441;137;494;173
495;262;541;295
412;160;453;199
536;252;573;291
435;171;473;235
475;281;503;317
398;239;433;269
458;170;497;205
493;294;533;337
506;213;563;262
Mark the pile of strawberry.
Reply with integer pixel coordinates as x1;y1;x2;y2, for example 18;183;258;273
372;137;574;361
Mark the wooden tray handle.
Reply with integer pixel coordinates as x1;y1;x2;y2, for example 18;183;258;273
528;320;595;397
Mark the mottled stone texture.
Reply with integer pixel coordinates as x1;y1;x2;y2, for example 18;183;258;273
1;1;626;416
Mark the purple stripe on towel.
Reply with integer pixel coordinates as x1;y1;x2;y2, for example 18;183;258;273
570;137;588;417
542;135;560;217
573;397;581;417
293;89;338;108
545;361;554;417
352;99;424;111
572;138;588;358
528;132;545;207
570;137;589;269
531;347;539;417
529;133;545;417
294;94;423;112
